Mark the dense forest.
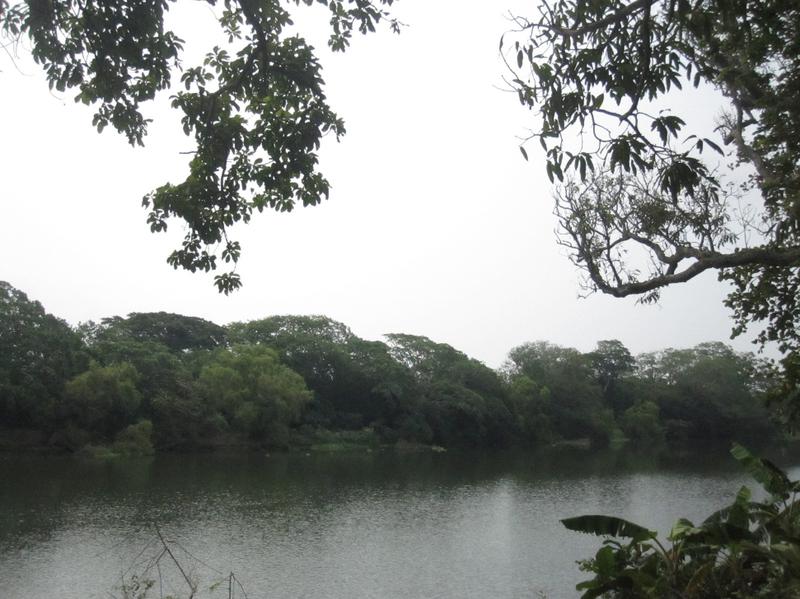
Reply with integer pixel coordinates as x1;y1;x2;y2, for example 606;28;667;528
0;281;778;456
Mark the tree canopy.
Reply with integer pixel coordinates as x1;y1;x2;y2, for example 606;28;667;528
504;0;799;415
89;311;228;352
0;282;778;452
0;0;398;293
0;281;87;428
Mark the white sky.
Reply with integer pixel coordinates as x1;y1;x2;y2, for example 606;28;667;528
0;0;771;367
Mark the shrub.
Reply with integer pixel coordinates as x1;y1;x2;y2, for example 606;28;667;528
564;445;800;598
113;420;155;456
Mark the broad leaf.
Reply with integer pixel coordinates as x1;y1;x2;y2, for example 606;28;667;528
561;515;655;541
731;443;791;498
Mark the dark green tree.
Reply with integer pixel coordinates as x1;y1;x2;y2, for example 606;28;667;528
340;337;419;433
505;341;610;443
229;315;415;432
87;336;193;403
643;343;773;440
505;374;556;445
90;312;228;352
229;315;358;426
620;400;664;445
657;343;774;440
386;333;515;447
0;281;87;429
0;0;399;292
79;314;223;447
589;339;635;414
196;344;311;446
148;388;215;450
64;361;142;438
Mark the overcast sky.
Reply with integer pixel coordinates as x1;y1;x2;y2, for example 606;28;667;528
0;0;769;367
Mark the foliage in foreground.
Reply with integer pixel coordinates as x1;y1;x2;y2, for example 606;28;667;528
506;0;800;425
1;0;400;293
564;444;800;598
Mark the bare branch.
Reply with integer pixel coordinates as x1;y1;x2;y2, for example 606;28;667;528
719;104;779;189
555;172;800;300
154;524;197;599
593;245;800;297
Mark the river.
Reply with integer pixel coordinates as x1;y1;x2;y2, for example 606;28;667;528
1;446;797;599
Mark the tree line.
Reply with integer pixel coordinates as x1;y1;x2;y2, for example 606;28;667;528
0;281;778;455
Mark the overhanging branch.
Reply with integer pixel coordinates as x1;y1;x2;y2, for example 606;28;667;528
527;0;652;38
590;246;800;297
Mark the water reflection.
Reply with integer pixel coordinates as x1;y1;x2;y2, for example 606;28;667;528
0;446;798;599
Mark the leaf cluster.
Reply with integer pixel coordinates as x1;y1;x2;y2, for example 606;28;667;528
564;444;800;598
1;0;399;293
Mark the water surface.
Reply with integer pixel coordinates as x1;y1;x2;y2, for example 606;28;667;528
1;447;797;599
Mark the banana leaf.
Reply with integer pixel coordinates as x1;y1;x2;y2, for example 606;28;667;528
562;515;655;542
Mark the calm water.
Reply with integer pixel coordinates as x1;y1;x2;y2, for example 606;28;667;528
1;447;798;599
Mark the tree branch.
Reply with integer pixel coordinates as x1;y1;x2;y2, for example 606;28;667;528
530;0;652;38
722;99;779;188
591;245;800;297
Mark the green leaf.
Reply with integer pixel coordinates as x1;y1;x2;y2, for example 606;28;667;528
703;137;724;155
669;518;701;540
734;484;752;506
562;515;656;542
731;443;792;498
594;546;616;577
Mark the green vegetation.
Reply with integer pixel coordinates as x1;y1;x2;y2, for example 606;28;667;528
0;281;779;455
506;0;799;423
507;0;800;594
506;0;800;327
0;0;400;293
564;444;800;598
2;0;797;595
